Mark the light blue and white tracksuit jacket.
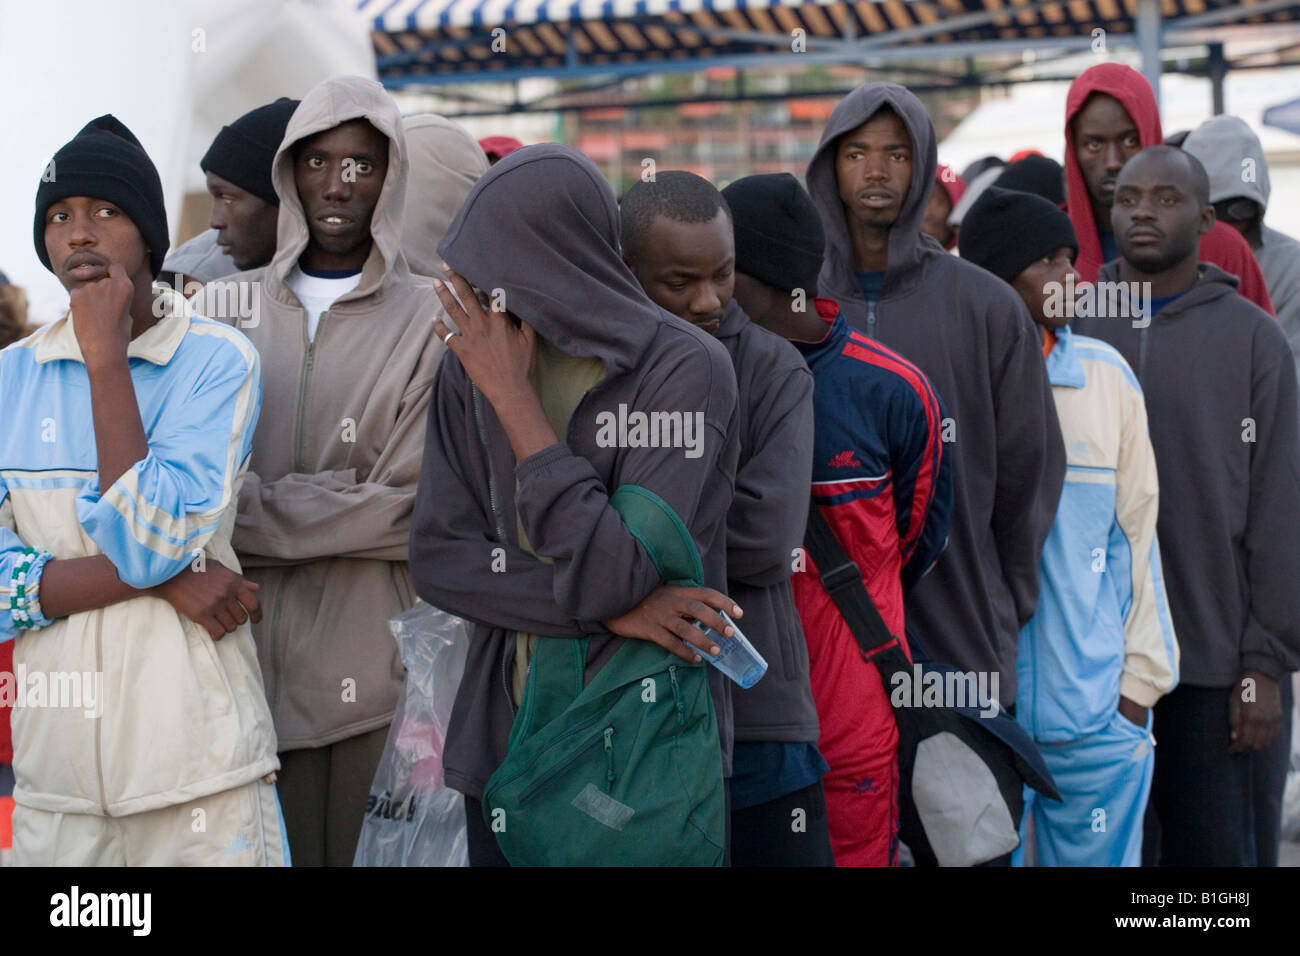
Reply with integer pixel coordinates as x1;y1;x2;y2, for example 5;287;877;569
0;288;278;817
1016;327;1179;743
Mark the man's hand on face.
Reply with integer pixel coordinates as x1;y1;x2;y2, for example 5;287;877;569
602;585;743;663
432;264;537;408
70;262;135;368
1227;668;1282;754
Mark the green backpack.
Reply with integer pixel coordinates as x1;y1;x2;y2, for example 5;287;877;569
482;485;726;866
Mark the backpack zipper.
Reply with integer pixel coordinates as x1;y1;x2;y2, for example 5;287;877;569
510;715;606;802
668;665;686;726
603;726;616;792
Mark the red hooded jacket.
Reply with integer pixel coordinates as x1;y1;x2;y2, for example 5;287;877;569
1064;63;1274;316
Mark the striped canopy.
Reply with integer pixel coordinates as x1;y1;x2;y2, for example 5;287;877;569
361;0;1300;84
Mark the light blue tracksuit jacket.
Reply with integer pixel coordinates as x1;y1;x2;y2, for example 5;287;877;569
1017;326;1179;742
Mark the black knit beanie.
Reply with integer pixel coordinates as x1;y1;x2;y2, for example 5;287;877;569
201;97;299;207
721;173;825;296
34;115;169;278
993;155;1066;207
958;187;1078;285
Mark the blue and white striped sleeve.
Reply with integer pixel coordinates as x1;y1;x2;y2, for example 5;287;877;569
75;330;262;589
1;484;56;642
1;346;56;641
0;487;23;642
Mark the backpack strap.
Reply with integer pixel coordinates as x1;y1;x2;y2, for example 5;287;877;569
608;485;704;588
802;499;910;676
519;485;704;731
805;500;1062;804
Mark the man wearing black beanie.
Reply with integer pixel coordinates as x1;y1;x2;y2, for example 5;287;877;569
960;183;1178;868
3;115;285;865
723;172;825;299
722;172;954;866
992;155;1067;207
959;187;1077;291
166;98;300;282
33;115;170;278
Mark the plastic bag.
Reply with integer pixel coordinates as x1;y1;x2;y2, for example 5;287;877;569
353;601;470;867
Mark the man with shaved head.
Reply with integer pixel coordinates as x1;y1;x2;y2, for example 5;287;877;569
621;171;833;866
1073;145;1300;865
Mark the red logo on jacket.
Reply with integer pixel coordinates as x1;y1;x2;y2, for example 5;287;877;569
828;450;862;468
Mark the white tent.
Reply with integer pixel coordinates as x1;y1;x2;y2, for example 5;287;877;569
0;0;375;325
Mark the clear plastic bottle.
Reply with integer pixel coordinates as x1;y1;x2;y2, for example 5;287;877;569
690;610;767;689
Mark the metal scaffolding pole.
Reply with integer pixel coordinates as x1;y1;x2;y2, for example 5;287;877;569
1136;0;1164;109
1208;43;1227;115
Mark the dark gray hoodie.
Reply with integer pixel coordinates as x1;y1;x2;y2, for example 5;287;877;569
409;145;741;798
806;83;1066;705
1075;263;1300;685
713;300;820;743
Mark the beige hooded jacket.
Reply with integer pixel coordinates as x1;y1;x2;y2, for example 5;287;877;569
400;113;488;277
206;77;453;751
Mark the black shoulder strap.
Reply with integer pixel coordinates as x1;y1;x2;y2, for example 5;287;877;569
806;501;1063;803
803;499;908;673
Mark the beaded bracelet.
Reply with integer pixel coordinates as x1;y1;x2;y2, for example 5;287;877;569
9;547;54;629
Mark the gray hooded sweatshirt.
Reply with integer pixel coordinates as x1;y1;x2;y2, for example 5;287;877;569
409;145;741;799
1075;263;1300;685
163;228;238;285
713;300;820;744
1182;115;1300;381
807;83;1066;705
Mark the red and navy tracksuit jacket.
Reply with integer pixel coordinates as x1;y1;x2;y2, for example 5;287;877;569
790;298;953;866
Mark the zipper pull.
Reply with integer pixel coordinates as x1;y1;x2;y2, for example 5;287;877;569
603;727;616;791
668;665;686;725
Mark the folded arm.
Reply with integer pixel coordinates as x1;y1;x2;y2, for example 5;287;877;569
234;365;435;564
409;359;590;638
76;341;262;590
513;352;739;627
